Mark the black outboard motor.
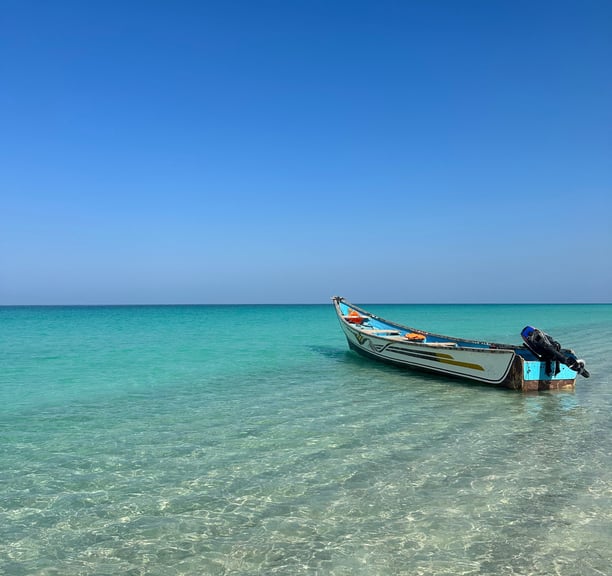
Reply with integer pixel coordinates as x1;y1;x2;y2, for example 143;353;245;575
521;326;590;378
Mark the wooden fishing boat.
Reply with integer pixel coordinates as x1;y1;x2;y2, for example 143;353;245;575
332;297;590;391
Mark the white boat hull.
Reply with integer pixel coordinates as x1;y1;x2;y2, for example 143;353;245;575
339;320;516;385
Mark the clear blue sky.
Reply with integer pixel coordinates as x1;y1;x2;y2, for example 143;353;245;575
1;0;610;304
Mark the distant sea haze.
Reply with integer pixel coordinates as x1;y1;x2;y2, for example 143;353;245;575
1;303;611;575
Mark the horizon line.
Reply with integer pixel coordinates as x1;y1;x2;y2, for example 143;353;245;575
1;301;610;307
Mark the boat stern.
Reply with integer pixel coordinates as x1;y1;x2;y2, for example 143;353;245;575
504;355;577;391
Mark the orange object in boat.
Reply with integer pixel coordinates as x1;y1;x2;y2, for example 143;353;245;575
346;310;366;324
405;332;426;341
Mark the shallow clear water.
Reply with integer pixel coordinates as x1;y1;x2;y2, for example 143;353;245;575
1;304;611;575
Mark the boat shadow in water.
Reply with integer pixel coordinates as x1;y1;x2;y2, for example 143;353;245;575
308;345;358;363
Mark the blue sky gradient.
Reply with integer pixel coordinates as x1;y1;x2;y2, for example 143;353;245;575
1;0;610;304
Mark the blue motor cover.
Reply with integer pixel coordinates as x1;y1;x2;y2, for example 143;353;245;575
521;326;535;342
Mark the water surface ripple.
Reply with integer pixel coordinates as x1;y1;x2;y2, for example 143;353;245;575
1;304;611;575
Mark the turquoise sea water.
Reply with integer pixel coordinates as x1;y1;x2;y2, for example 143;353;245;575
1;303;611;575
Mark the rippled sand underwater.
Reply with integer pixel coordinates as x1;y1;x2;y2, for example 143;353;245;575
2;304;611;574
